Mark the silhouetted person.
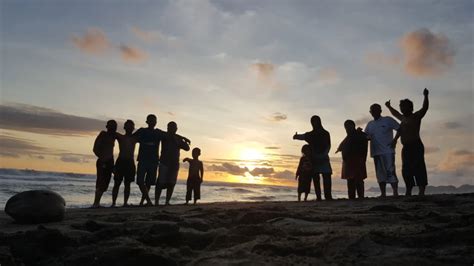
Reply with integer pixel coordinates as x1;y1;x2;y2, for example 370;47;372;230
336;120;368;199
364;104;399;197
293;115;333;200
134;114;160;206
155;121;190;205
183;147;204;204
386;88;429;196
92;120;117;208
112;120;137;207
295;144;313;202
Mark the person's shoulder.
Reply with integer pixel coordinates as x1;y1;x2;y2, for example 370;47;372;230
97;131;107;137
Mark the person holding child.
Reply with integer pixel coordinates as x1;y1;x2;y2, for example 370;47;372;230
183;148;204;204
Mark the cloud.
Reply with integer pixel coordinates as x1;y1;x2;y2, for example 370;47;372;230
249;167;274;176
273;170;294;180
444;122;463;129
268;112;287;122
71;28;110;55
130;26;160;43
251;62;280;88
401;28;455;76
59;153;95;164
0;103;107;135
437;149;474;176
207;162;249;176
119;45;148;63
0;135;47;158
265;146;280;150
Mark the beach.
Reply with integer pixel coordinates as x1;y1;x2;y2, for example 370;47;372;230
1;193;473;265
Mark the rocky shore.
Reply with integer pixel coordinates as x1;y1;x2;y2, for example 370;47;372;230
1;193;473;265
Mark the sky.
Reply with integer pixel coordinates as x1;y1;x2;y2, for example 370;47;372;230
1;0;473;188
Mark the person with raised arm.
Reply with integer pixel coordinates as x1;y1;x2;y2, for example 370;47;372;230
386;88;430;196
293;115;333;200
364;104;400;197
92;120;117;208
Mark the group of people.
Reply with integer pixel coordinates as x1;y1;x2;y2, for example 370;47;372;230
92;114;204;208
92;88;430;207
294;88;430;201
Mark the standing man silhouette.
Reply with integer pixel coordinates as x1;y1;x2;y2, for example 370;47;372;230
364;104;399;197
92;120;117;208
293;115;333;200
386;88;430;196
134;114;160;206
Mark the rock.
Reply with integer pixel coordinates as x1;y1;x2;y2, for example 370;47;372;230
4;190;66;224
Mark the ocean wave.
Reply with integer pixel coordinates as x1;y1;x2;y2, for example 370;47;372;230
244;196;276;201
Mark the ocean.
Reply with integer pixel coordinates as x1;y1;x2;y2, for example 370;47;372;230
0;168;382;208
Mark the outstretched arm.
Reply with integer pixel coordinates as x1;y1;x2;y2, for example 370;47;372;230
418;88;429;118
385;100;404;121
183;157;191;163
293;132;305;141
178;136;190;151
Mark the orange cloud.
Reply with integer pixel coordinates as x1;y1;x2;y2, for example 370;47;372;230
401;28;455;76
71;28;110;55
119;45;148;63
437;150;473;174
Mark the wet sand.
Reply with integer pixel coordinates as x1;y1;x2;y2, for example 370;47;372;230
1;193;473;265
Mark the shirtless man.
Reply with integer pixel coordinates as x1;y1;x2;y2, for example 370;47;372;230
92;120;117;208
112;120;137;207
386;88;429;196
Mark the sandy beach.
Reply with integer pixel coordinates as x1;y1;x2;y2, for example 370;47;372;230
1;193;473;265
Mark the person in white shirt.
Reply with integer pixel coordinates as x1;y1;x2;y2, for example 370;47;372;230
364;104;400;197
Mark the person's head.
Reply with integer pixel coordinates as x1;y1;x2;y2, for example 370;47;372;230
106;120;117;133
167;121;177;134
344;120;356;135
192;147;201;159
399;99;414;115
369;104;382;120
310;115;322;130
146;114;157;128
301;144;311;157
124;120;135;134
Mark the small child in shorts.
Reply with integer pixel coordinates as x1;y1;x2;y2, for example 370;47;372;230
183;148;204;204
295;145;313;202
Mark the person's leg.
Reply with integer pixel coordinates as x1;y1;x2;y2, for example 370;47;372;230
347;179;355;199
194;184;200;204
165;185;175;205
323;174;332;200
155;185;162;206
313;174;322;200
298;192;301;202
378;182;386;197
304;192;308;201
186;183;192;204
391;182;399;196
356;180;364;199
111;179;122;207
123;181;131;206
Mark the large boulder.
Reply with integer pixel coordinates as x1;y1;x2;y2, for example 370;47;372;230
5;190;66;224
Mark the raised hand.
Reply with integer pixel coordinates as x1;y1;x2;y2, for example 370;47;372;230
385;100;391;108
423;88;429;96
293;132;298;139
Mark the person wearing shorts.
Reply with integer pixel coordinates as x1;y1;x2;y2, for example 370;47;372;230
92;120;117;208
386;88;430;196
183;148;204;204
155;121;190;205
111;120;137;207
134;114;162;206
365;104;400;197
